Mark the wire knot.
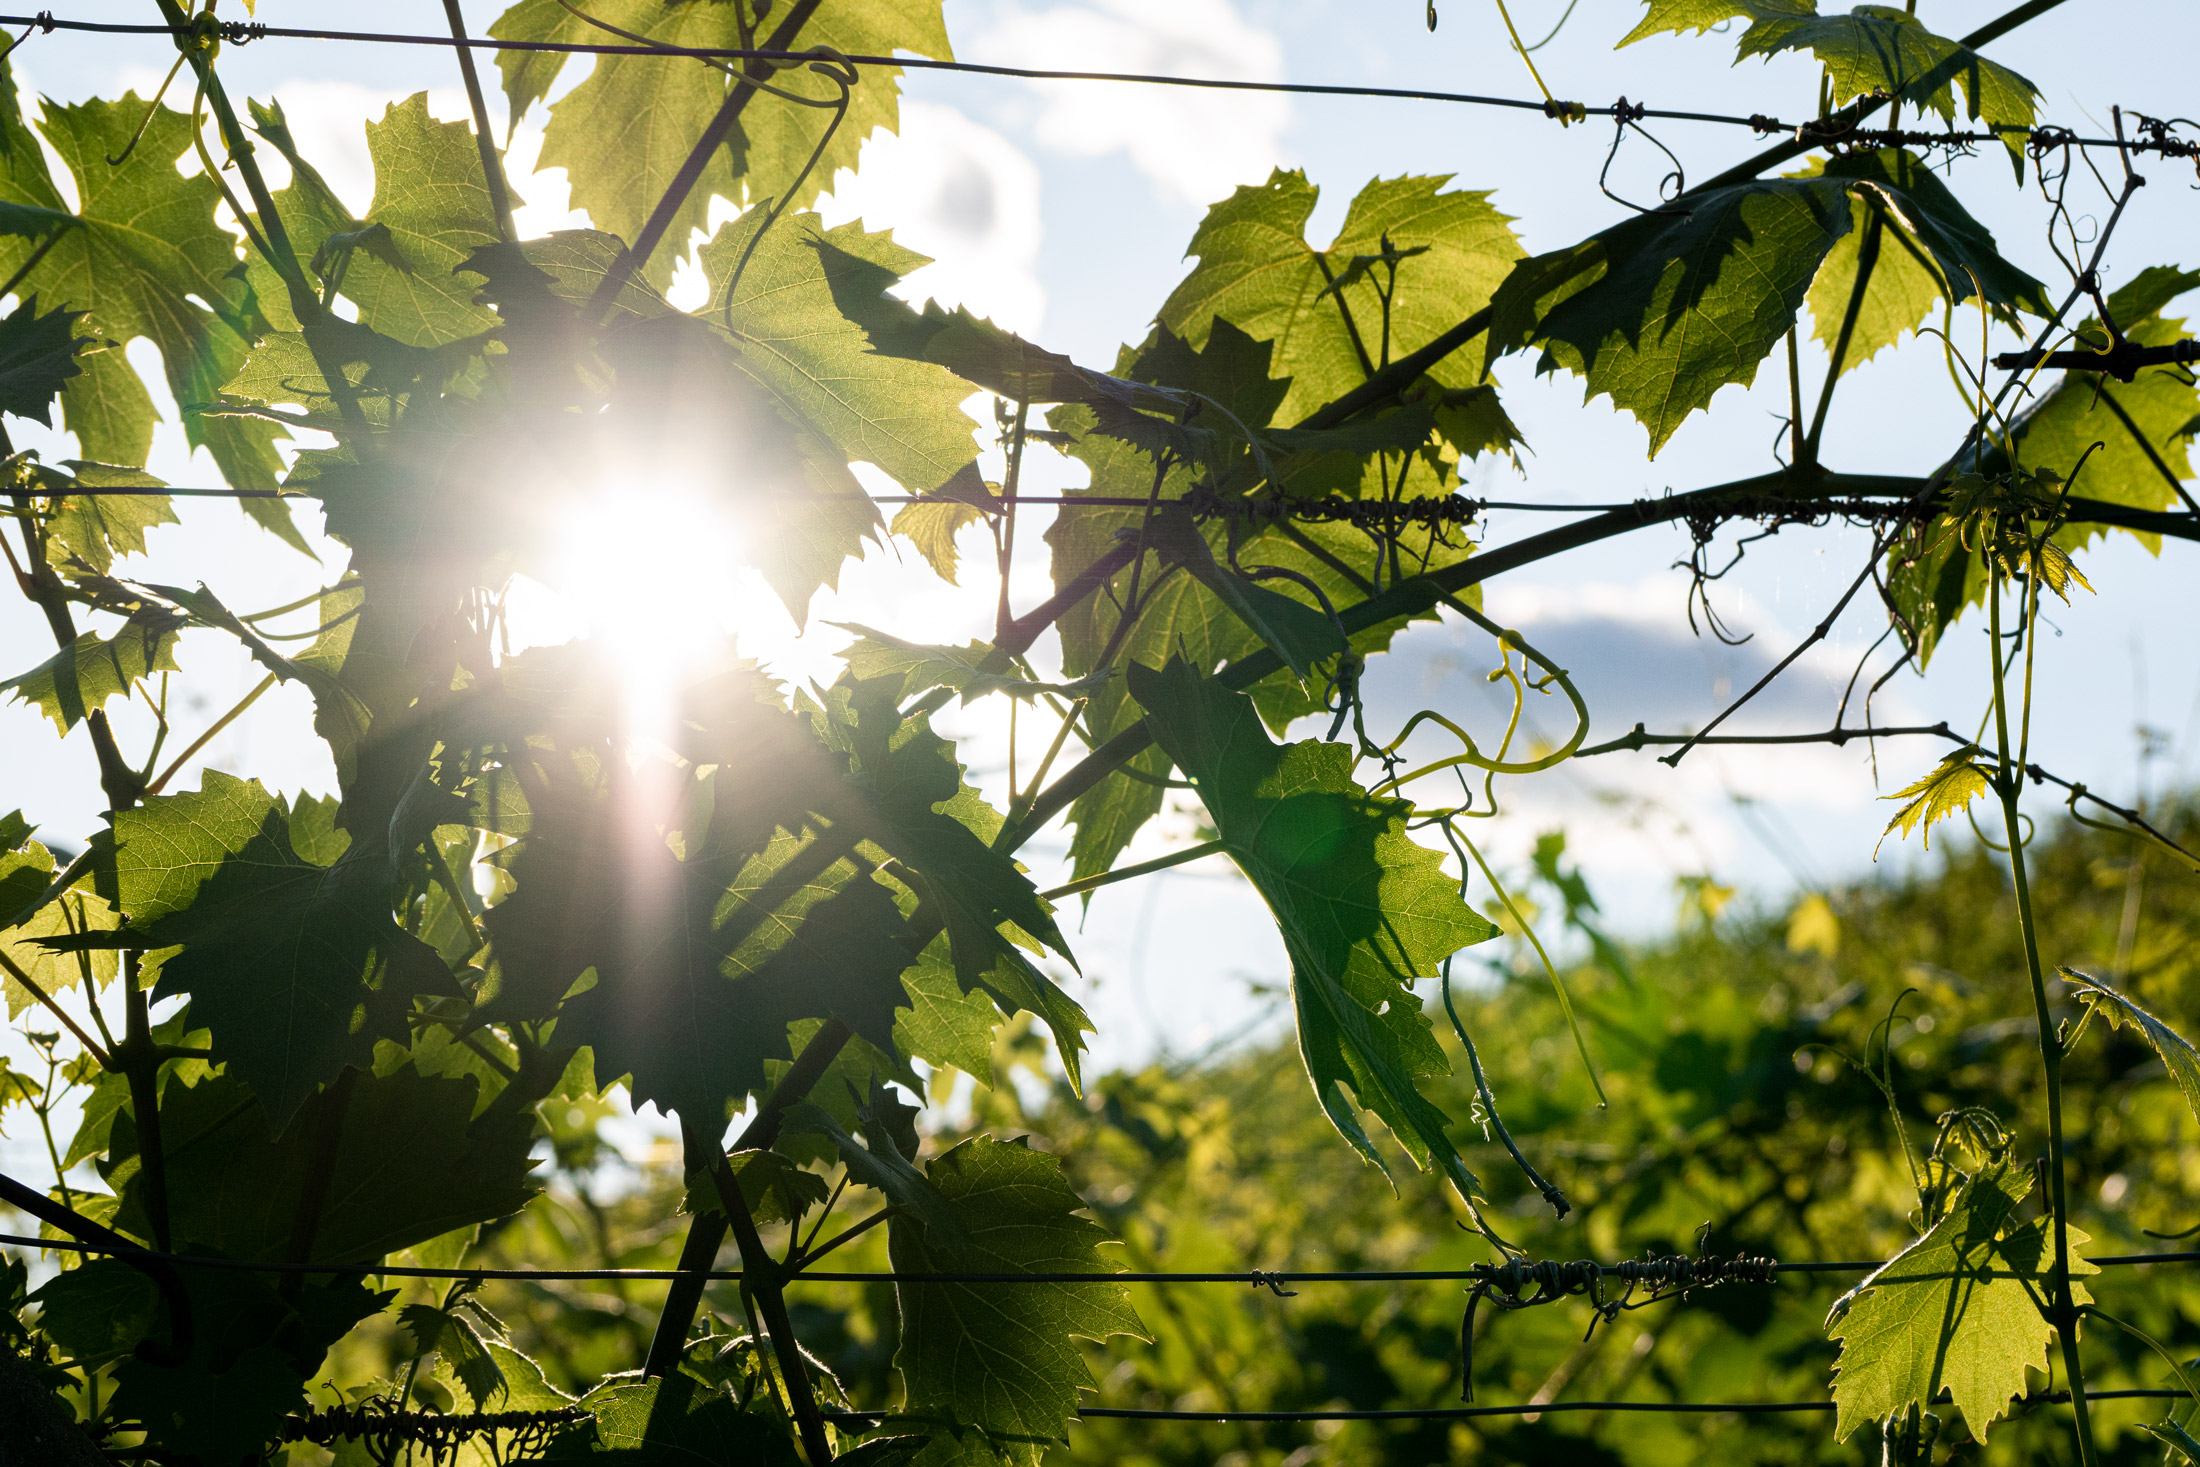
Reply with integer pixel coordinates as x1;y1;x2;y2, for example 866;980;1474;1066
1250;1270;1299;1298
33;10;54;33
221;20;266;43
1611;96;1647;125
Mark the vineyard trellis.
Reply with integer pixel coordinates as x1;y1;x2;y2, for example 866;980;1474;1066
0;0;2197;1463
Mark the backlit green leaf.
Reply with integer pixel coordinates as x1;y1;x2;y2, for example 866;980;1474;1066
0;604;181;733
344;93;504;348
0;843;117;1018
2062;967;2200;1129
1805;150;2049;375
1623;3;2038;171
92;773;456;1124
1488;176;1852;456
1157;170;1523;424
1129;656;1499;1198
504;0;950;291
801;1111;1144;1457
1828;1162;2094;1440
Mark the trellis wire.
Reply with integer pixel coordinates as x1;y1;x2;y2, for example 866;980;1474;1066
826;1390;2191;1425
0;9;2191;166
7;1229;2188;1428
3;1230;2195;1281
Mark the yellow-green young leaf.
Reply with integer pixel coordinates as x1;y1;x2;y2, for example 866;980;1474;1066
1487;175;1853;457
0;605;183;733
1877;748;1991;855
1828;1163;2095;1441
343;94;504;348
1786;892;1839;959
2062;967;2200;1129
891;496;983;584
2008;266;2200;550
0;843;118;1014
1129;656;1500;1199
1157;170;1523;425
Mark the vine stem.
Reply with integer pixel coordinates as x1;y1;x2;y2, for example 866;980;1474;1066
706;1138;835;1464
641;1016;853;1377
442;0;518;245
1986;558;2095;1464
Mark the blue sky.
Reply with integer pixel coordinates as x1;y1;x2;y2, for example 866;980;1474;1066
2;1;2196;1095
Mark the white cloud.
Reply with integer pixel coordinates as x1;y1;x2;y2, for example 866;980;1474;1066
973;0;1290;208
816;100;1047;335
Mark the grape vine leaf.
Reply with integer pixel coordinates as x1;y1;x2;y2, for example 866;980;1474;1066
2004;266;2199;542
1805;150;2049;374
1128;656;1499;1196
2062;967;2200;1127
706;215;985;500
43;463;177;576
1827;1162;2095;1441
596;308;881;620
1894;268;2199;665
0;604;182;733
835;625;1109;705
1487;175;1853;455
0;844;116;1014
502;0;950;291
1876;746;1991;854
105;1265;384;1464
891;497;983;584
1155;170;1524;424
1043;323;1474;884
892;938;1003;1086
485;752;919;1131
547;1371;804;1464
108;1068;537;1262
342;93;505;348
1622;3;2038;172
0;295;93;422
81;773;456;1125
795;1104;1143;1460
5;94;296;542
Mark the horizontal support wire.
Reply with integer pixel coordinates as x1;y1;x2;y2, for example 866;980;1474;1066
2;1232;2194;1282
0;11;2189;161
3;1231;2188;1426
826;1390;2191;1425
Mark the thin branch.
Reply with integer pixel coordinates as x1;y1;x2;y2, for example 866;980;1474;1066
0;947;112;1068
1038;840;1228;902
1658;544;1888;767
147;672;276;797
1578;721;1958;758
